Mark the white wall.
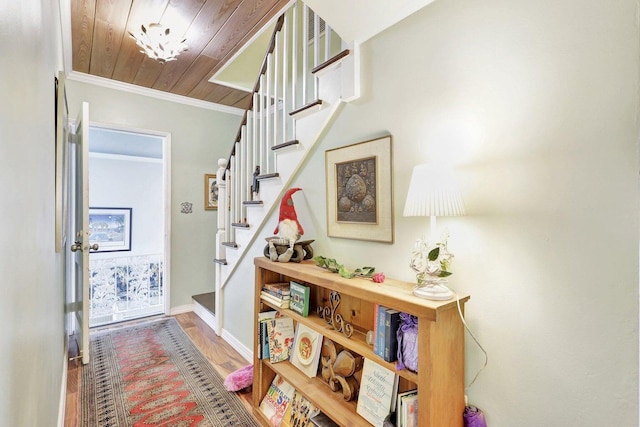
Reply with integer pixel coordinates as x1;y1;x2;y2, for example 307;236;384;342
89;154;164;258
225;0;639;425
0;1;67;425
66;81;241;308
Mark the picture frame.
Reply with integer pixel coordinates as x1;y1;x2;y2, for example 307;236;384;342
205;173;218;210
55;73;69;252
325;135;393;243
89;207;132;252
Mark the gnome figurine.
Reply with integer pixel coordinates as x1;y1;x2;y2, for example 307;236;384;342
269;188;304;262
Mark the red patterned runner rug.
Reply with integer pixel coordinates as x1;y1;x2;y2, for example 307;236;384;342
81;317;259;427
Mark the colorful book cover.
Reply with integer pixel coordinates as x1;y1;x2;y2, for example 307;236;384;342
267;316;295;363
383;308;401;362
372;303;379;350
258;311;278;360
395;389;417;427
401;392;418;427
290;323;323;377
290;281;310;317
356;358;399;427
281;390;320;427
259;374;296;427
375;304;387;358
262;287;291;299
263;282;291;295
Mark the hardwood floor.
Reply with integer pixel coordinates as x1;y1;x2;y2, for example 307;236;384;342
64;312;255;426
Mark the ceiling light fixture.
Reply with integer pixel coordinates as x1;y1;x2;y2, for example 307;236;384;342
129;23;188;63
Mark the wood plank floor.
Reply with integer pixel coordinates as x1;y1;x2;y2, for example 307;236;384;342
64;312;255;426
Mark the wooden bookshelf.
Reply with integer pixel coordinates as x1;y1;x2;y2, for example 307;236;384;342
252;257;470;427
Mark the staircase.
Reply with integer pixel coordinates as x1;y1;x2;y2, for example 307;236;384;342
200;1;360;335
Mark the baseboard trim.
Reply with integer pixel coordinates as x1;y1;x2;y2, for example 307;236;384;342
221;329;253;364
169;304;194;315
57;339;68;427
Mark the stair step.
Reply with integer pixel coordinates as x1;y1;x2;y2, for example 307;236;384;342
272;139;300;151
213;258;228;265
312;49;350;74
222;242;238;248
192;292;215;315
290;100;323;118
256;172;280;181
232;222;250;228
243;200;264;206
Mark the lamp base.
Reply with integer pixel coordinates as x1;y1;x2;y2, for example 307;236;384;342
413;284;454;301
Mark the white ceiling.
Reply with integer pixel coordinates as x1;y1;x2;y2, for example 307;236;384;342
302;0;438;44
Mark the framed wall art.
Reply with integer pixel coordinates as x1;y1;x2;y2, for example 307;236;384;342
55;72;69;252
89;207;132;252
204;173;218;210
325;135;393;242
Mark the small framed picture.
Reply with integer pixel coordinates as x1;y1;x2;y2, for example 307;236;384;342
205;173;218;210
89;207;132;252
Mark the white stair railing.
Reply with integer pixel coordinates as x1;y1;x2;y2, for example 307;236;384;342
213;1;356;334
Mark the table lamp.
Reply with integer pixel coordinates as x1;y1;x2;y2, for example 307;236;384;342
403;163;466;300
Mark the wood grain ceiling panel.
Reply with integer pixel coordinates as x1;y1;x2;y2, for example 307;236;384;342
201;0;285;61
152;0;243;92
70;0;284;109
71;0;96;73
90;0;133;78
170;55;219;96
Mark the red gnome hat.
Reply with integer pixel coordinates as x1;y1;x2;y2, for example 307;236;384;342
273;187;304;236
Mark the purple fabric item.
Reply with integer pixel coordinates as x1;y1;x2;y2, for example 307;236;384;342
464;406;487;427
396;312;418;372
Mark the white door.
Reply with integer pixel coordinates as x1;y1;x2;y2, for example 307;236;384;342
70;102;92;364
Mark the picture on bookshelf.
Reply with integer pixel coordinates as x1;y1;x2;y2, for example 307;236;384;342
290;323;323;378
356;358;399;427
289;280;310;317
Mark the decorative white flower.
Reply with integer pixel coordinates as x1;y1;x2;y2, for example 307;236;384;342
409;234;454;284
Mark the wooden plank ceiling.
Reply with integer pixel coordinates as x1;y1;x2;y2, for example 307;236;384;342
71;0;290;110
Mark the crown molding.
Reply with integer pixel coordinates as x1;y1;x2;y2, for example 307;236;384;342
66;71;245;116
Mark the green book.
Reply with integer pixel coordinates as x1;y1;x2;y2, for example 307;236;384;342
290;281;310;317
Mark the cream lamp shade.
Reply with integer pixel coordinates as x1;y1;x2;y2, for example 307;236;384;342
403;163;466;218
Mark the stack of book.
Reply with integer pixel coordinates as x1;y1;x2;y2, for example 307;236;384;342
260;282;291;308
373;304;402;362
396;389;418;427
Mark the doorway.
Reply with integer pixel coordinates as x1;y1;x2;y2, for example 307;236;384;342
87;125;170;327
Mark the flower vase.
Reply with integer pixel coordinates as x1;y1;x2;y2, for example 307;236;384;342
414;273;453;301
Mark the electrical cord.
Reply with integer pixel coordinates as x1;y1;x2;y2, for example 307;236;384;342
451;288;488;391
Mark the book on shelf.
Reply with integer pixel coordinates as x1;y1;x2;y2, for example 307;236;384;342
309;412;339;427
263;282;291;296
258;311;278;359
266;316;295;363
290;323;323;378
262;287;291;300
383;308;401;363
395;389;417;427
281;389;320;427
374;304;387;358
261;291;290;309
356;358;399;427
400;391;418;427
289;281;310;317
259;374;296;427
